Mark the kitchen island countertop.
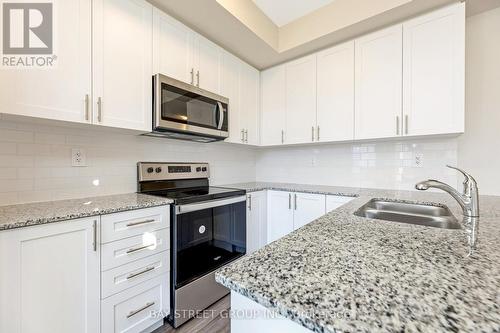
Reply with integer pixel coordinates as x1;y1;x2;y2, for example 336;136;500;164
216;182;500;333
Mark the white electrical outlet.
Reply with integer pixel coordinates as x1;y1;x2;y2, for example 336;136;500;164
72;148;87;167
414;153;424;168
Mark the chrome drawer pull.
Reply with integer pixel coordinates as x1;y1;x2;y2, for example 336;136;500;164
126;301;155;318
126;218;156;227
126;266;156;280
126;243;155;254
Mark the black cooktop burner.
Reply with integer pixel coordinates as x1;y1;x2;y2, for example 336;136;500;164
145;186;246;205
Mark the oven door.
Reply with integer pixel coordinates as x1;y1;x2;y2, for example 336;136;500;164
154;74;228;138
173;196;246;289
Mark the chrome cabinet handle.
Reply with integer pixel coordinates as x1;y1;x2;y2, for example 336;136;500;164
294;193;297;211
196;70;200;87
244;129;248;143
241;129;244;142
396;116;400;135
248;195;252;210
85;94;90;121
312;126;315;142
281;130;284;144
190;68;194;85
92;219;97;252
288;193;291;210
126;218;156;228
126;301;155;319
97;97;102;123
126;243;155;254
317;126;320;141
405;115;409;135
127;266;155;280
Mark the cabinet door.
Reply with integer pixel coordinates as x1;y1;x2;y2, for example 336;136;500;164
326;195;355;213
153;8;194;84
93;0;153;131
317;41;355;142
240;63;261;145
355;25;403;140
267;191;294;244
195;36;221;94
403;3;465;136
261;65;286;146
285;55;317;144
0;0;91;124
246;191;267;254
293;193;326;229
0;218;100;333
221;51;242;143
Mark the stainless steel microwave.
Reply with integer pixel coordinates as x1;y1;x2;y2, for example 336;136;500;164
149;74;229;142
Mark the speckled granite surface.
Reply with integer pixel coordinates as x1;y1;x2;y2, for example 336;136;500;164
0;193;172;231
216;182;500;333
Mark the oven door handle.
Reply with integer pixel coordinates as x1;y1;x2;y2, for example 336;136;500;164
176;196;246;215
216;102;224;130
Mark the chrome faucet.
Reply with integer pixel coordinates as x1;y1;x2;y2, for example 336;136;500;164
415;165;479;253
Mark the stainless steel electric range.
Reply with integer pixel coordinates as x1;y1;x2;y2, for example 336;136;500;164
137;162;246;328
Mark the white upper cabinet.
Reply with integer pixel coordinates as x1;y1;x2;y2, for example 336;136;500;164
0;0;92;124
355;25;403;140
240;63;261;145
402;3;465;136
195;37;222;94
153;8;193;84
221;51;242;143
285;54;317;144
261;65;287;146
93;0;153;131
0;218;100;333
316;41;355;142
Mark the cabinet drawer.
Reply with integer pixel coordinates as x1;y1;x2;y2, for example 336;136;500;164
102;274;169;333
102;228;170;271
102;251;169;299
101;206;169;244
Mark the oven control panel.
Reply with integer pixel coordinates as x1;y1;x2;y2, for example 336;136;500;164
138;162;210;181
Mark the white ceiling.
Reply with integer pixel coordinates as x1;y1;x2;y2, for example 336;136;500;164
252;0;335;27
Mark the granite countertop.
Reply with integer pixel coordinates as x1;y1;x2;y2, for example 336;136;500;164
216;182;500;333
0;193;172;231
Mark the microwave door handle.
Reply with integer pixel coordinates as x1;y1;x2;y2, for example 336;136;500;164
217;102;224;130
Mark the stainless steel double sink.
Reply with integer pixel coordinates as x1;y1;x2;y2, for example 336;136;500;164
354;199;462;229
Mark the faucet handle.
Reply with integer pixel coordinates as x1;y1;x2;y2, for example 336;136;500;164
446;165;477;193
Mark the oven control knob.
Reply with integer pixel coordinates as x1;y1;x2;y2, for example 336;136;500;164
147;167;154;173
198;225;206;234
196;167;201;172
202;167;207;172
155;167;162;173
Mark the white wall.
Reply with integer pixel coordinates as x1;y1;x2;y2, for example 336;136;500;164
0;118;256;205
457;6;500;195
256;8;500;195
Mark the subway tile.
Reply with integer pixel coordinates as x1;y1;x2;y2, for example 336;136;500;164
0;129;34;143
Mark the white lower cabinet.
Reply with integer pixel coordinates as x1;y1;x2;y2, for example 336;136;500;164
0;217;100;333
267;191;295;243
101;274;169;333
292;192;327;229
326;195;355;213
267;191;326;244
246;191;267;253
100;206;171;333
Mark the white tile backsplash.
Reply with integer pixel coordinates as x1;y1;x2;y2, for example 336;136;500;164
256;138;459;191
0;120;257;205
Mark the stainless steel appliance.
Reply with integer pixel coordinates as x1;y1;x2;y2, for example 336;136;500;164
137;162;246;327
149;74;229;142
